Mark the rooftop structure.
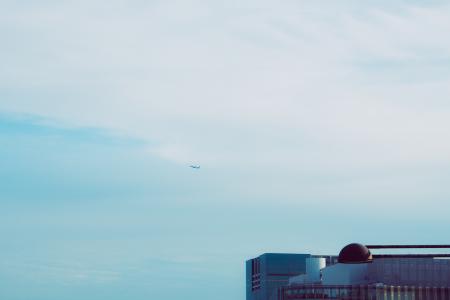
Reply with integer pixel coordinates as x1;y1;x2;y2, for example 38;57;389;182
246;244;450;300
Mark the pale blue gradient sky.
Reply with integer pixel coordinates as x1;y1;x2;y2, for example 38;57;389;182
2;1;450;299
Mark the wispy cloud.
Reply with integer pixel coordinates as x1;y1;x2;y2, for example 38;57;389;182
2;1;450;171
2;1;450;208
1;260;120;284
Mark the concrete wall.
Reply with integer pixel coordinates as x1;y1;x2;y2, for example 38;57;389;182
322;263;369;285
368;258;450;286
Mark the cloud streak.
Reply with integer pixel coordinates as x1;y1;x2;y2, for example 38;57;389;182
2;1;450;171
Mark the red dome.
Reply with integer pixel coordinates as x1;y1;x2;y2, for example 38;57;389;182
338;243;373;264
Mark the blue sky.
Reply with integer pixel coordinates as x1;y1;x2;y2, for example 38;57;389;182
2;1;450;299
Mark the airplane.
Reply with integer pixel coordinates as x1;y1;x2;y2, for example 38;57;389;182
189;165;200;169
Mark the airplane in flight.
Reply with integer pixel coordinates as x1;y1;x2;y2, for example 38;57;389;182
189;165;200;169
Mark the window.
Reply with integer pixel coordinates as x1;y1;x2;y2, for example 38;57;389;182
251;258;261;291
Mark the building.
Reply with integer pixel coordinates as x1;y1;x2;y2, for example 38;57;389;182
246;243;450;300
246;253;337;300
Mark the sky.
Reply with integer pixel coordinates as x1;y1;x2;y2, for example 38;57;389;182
2;0;450;299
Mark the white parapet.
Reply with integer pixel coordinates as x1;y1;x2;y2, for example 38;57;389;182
322;263;369;285
289;257;326;285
